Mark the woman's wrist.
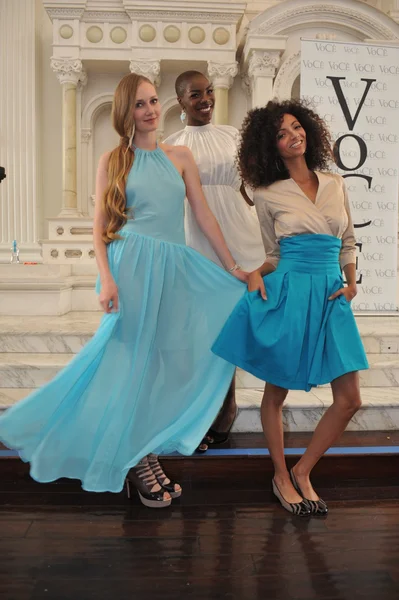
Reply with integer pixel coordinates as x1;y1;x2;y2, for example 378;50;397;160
228;263;242;273
100;271;114;284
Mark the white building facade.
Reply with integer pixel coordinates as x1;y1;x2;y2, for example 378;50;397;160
1;0;399;315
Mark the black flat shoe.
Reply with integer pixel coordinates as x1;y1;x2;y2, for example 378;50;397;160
272;479;311;516
290;469;328;516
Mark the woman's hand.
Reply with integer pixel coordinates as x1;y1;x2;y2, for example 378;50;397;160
248;270;267;300
99;277;119;313
328;284;357;302
231;269;249;284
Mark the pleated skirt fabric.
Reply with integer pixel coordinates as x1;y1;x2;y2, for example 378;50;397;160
212;234;369;391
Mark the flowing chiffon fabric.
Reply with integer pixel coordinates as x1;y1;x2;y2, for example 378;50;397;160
0;146;245;492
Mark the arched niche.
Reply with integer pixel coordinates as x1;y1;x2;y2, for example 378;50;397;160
249;0;399;40
250;0;399;102
159;96;182;140
80;93;118;216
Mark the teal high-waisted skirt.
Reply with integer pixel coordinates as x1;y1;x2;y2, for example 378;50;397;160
212;234;368;391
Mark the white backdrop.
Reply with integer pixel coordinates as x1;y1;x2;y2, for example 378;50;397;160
300;39;399;312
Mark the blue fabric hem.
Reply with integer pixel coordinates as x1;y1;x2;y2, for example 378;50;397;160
211;345;369;392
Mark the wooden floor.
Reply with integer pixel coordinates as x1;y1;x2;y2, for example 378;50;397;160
2;432;399;600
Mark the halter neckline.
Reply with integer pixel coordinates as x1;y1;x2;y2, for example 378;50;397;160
131;141;159;153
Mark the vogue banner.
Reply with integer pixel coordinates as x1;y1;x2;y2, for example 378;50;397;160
300;39;399;312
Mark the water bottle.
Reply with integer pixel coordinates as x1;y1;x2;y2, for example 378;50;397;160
10;240;20;264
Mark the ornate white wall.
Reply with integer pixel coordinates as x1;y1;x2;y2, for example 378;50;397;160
1;0;399;313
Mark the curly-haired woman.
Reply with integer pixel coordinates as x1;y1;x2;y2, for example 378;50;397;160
213;100;368;516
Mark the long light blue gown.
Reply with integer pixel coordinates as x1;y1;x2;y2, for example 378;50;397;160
0;146;245;493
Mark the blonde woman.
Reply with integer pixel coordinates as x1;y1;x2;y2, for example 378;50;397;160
0;74;247;507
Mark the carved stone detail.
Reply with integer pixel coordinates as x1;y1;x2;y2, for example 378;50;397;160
241;74;251;97
129;59;161;86
50;57;87;86
273;50;301;100
207;61;238;89
315;32;337;40
248;51;280;80
81;128;92;143
126;11;237;23
252;4;399;40
84;11;130;23
45;7;85;21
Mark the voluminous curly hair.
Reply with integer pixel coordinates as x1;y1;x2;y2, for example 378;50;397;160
238;100;333;189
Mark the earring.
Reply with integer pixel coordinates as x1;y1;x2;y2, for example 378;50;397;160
128;124;135;149
275;158;282;172
180;110;186;123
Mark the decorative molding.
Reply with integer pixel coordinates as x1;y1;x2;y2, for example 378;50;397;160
207;61;238;89
251;3;399;40
315;32;337;40
81;128;92;143
241;73;251;96
45;8;85;21
390;10;399;24
273;50;301;100
248;51;280;80
126;11;240;24
129;59;161;86
50;57;87;85
83;11;130;23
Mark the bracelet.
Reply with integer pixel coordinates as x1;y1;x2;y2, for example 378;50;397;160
228;263;242;273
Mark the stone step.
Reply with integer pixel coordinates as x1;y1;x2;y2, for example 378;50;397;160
0;313;398;354
1;387;398;433
0;351;398;388
234;387;399;432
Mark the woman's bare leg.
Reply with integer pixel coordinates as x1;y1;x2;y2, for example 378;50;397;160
292;371;361;500
261;382;303;503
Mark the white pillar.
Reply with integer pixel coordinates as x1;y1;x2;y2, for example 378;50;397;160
207;62;238;125
248;51;281;108
50;58;87;217
0;0;41;262
129;59;161;86
390;0;399;23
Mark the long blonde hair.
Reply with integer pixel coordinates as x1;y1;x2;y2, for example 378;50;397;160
102;73;152;243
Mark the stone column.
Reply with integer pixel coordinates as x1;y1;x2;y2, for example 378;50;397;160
51;58;87;217
129;59;161;86
389;0;399;23
207;62;238;125
248;51;280;108
0;0;41;262
80;129;92;216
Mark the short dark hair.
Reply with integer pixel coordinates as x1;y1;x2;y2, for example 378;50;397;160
238;99;333;189
175;70;208;98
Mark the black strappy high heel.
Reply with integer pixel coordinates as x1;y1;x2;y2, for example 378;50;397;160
126;456;172;508
147;454;182;498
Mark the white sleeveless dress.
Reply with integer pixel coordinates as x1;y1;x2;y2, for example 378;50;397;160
165;124;265;272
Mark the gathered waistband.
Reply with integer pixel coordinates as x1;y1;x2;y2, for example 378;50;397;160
277;234;341;275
